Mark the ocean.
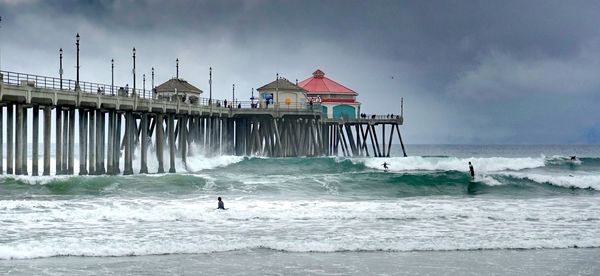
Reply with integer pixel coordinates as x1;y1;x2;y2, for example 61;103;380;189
1;145;599;275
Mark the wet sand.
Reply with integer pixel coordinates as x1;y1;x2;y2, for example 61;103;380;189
1;248;598;275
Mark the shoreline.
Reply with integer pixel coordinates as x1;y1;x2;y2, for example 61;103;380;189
1;248;598;275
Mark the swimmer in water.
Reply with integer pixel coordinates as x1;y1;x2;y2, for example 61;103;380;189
217;197;227;210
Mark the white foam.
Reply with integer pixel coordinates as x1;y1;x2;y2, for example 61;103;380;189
355;156;545;172
497;172;600;190
1;197;600;259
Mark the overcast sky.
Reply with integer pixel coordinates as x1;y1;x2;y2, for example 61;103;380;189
1;0;599;144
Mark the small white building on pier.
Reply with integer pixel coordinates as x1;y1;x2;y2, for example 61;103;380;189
257;77;307;108
155;78;203;104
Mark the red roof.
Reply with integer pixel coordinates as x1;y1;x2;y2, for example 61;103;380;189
298;70;358;95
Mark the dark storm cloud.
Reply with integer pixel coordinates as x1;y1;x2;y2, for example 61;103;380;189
1;0;599;144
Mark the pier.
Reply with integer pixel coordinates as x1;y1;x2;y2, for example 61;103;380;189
0;60;406;177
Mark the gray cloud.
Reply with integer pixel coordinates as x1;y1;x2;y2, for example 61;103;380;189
1;0;599;144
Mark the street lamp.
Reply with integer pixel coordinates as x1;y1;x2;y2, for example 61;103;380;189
232;84;235;106
209;67;212;105
132;47;136;97
59;48;63;90
76;33;80;90
111;59;114;95
176;58;179;79
151;67;155;99
143;73;146;97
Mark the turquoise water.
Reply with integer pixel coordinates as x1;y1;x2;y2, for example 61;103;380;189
0;145;599;265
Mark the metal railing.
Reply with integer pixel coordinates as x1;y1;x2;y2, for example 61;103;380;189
358;114;402;120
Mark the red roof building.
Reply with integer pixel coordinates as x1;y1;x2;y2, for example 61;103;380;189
298;69;360;119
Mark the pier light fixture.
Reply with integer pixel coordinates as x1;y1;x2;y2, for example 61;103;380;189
151;67;155;99
59;48;63;90
209;67;212;104
132;47;136;96
232;84;235;106
75;33;80;90
176;58;179;79
143;73;146;96
111;59;114;95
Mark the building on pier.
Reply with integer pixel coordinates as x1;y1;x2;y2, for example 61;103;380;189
298;69;360;119
155;78;203;104
257;77;307;109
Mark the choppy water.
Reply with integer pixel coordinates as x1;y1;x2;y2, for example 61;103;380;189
1;145;600;260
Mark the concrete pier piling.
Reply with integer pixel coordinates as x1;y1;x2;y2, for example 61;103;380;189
155;113;165;173
55;106;62;174
0;70;407;176
7;104;13;174
107;110;115;174
68;107;75;174
43;106;51;175
140;113;148;174
61;109;68;174
32;105;39;176
88;109;96;175
168;114;176;173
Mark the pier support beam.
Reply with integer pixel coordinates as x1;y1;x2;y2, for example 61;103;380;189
139;113;148;174
123;111;133;175
88;110;96;174
22;106;28;175
78;109;88;175
107;110;115;174
114;113;122;174
43;106;51;175
62;109;68;174
156;113;165;173
55;107;62;174
7;105;13;174
15;104;22;175
32;105;39;176
168;114;176;173
179;115;187;169
68;107;75;174
96;109;104;175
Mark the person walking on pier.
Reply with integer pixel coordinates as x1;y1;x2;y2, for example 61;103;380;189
217;197;227;210
468;162;475;179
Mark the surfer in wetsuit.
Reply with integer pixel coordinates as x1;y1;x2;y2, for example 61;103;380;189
571;156;577;161
217;197;226;210
468;162;475;179
382;162;389;171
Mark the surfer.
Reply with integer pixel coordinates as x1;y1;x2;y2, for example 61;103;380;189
217;197;227;210
468;162;475;179
382;162;389;171
570;156;577;161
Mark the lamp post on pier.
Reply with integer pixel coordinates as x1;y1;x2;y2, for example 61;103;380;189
76;33;80;90
143;74;146;97
151;67;155;99
176;58;179;79
132;48;136;97
59;48;63;90
209;67;212;105
110;59;114;95
232;84;235;106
